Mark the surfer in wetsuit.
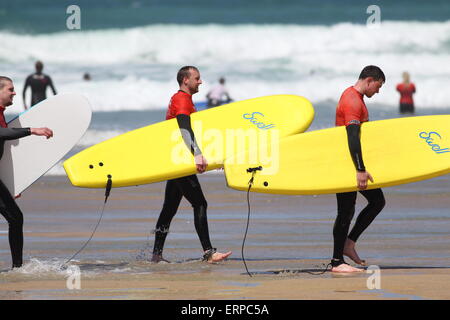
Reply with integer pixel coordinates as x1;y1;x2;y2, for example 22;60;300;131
22;61;57;110
396;71;416;114
0;76;53;269
150;66;232;263
331;66;386;273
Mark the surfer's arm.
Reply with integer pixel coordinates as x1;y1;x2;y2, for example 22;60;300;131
22;77;30;109
30;127;53;139
346;124;366;172
0;127;31;140
48;76;57;95
176;114;202;156
346;124;373;190
0;127;53;140
176;114;207;173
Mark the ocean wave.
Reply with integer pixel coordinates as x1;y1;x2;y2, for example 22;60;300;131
1;21;449;110
1;22;449;64
6;73;449;112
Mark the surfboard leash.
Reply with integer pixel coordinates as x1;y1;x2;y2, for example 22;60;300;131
242;167;332;277
242;166;262;277
303;262;332;275
62;175;113;268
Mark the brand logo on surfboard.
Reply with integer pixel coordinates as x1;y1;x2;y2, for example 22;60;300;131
242;112;275;130
419;131;450;154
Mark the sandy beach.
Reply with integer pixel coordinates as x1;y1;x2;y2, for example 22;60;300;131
1;174;449;300
1;0;450;310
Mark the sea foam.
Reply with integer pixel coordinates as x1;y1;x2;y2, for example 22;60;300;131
1;21;448;110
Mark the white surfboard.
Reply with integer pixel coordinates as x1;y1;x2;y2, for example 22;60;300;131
0;93;92;196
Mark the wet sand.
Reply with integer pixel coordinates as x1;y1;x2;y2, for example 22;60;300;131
2;259;450;300
1;174;450;300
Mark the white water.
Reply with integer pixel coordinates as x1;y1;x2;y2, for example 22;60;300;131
1;21;449;112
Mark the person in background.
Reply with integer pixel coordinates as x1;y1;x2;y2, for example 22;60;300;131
206;77;232;108
22;61;57;110
396;71;416;114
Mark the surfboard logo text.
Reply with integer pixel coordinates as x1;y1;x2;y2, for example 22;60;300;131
243;112;275;130
419;131;450;154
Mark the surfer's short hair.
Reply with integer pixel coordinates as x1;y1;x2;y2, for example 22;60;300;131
177;66;199;85
359;65;386;83
0;76;13;89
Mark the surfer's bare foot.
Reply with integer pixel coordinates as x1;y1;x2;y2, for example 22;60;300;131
343;238;366;266
204;249;232;263
150;254;170;263
331;263;364;273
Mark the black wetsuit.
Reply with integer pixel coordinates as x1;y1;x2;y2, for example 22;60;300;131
23;73;57;107
399;103;414;114
332;124;385;265
152;93;213;257
0;126;31;268
153;174;212;256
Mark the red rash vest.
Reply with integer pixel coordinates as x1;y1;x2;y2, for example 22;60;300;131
166;90;196;120
396;83;416;105
335;86;369;127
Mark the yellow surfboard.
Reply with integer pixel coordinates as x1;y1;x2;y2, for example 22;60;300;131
64;95;314;188
224;115;450;195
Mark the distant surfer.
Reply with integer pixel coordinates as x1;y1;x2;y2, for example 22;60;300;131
0;76;53;269
206;77;233;108
396;71;416;114
331;66;386;273
150;66;232;263
22;61;57;110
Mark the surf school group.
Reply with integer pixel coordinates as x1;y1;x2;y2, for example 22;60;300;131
1;59;440;274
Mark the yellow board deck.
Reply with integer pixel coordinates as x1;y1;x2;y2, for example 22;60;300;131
224;115;450;195
64;95;314;188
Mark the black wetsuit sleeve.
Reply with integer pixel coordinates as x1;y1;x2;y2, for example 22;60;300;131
176;114;202;156
0;127;32;140
48;76;57;95
22;76;31;100
346;124;366;172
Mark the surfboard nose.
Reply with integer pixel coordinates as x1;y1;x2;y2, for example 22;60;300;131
63;157;112;188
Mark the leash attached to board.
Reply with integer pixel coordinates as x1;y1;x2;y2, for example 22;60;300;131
242;166;262;277
63;175;113;267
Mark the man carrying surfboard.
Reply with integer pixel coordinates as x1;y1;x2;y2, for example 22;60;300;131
150;66;232;264
0;76;53;268
331;66;386;273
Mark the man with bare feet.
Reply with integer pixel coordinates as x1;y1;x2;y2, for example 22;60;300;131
150;66;232;264
0;76;53;269
331;66;386;273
